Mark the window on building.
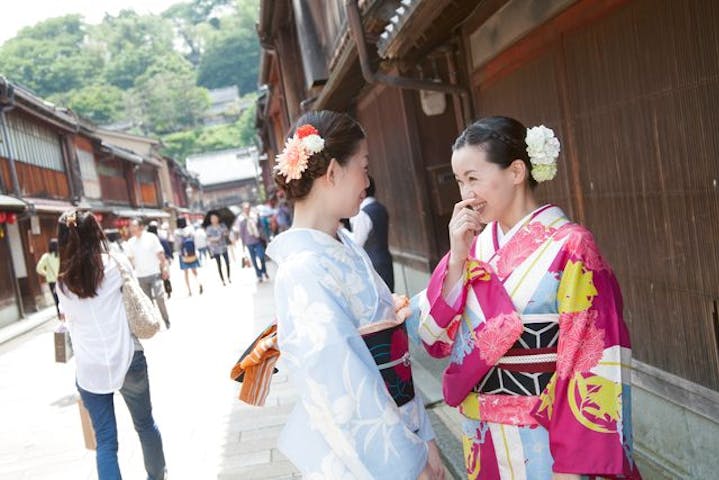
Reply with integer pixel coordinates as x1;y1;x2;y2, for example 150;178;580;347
0;113;64;171
77;148;101;198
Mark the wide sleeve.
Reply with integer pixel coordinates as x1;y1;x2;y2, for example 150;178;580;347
532;228;641;478
414;252;467;358
275;259;428;480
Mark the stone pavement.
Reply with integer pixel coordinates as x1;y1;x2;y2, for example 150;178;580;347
0;253;463;480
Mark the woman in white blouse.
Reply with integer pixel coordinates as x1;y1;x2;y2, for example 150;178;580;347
56;210;166;480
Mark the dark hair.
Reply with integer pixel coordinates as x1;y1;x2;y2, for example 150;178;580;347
365;175;376;198
274;110;366;201
453;116;537;189
177;217;187;229
48;238;58;255
147;223;158;235
57;210;108;298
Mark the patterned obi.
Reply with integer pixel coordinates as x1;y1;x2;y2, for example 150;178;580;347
361;322;415;407
475;313;559;397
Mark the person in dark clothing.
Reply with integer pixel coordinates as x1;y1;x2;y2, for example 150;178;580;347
349;176;394;291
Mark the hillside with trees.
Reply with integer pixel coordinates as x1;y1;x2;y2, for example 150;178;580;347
0;0;259;163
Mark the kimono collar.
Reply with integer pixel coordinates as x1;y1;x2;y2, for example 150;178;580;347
491;204;564;251
266;227;347;264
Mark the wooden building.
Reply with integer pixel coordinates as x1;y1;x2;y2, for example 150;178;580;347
0;76;199;326
255;1;719;476
186;147;262;209
0;81;81;319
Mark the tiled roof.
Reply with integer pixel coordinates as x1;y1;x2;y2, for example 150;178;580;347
186;147;259;187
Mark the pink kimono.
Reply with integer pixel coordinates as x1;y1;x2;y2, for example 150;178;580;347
418;205;641;479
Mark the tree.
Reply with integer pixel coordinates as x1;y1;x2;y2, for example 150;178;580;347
132;55;210;134
0;15;103;96
196;0;260;94
49;84;126;125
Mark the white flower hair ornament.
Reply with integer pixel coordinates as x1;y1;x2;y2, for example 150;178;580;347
525;125;560;182
274;124;325;181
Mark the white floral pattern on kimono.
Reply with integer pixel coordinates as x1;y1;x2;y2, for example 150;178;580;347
267;228;434;480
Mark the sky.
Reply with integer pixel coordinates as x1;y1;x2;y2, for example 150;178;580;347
0;0;182;44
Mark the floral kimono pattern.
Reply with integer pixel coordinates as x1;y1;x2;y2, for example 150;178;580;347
415;205;641;479
267;228;434;480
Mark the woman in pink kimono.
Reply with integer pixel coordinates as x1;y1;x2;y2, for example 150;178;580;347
416;116;641;479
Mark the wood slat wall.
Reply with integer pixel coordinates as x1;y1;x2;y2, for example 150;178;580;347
357;84;431;268
469;0;719;389
0;157;70;199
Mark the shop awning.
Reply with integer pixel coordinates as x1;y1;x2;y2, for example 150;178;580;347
101;142;144;164
112;208;170;219
24;197;74;214
0;194;26;212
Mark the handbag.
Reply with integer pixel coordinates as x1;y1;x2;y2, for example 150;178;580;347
77;398;97;450
111;254;161;339
54;323;73;363
230;322;280;406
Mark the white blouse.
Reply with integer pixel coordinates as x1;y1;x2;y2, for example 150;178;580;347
57;253;136;394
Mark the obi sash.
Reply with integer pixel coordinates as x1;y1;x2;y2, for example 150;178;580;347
360;322;415;407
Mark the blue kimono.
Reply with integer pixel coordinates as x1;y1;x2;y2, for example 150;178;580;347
267;228;434;479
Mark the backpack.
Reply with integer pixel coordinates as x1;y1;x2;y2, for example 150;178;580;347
181;236;197;263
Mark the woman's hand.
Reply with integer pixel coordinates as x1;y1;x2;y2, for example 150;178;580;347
418;440;445;480
441;198;483;299
448;197;484;267
552;473;581;480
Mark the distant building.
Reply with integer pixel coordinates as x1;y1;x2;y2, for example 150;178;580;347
186;147;260;208
202;86;250;126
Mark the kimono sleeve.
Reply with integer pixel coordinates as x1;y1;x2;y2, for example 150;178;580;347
416;252;467;358
275;259;429;480
532;227;641;478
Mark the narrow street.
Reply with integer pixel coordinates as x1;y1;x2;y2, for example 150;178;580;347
0;255;302;480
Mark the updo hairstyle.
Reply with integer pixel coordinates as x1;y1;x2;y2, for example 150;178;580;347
453;116;537;189
273;110;366;201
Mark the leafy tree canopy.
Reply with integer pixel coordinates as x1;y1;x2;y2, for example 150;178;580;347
0;0;260;152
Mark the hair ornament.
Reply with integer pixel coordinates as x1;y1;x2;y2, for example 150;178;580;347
65;211;78;228
274;124;325;181
525;125;560;182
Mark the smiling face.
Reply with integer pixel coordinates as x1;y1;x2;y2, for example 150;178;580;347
331;138;370;218
452;144;521;225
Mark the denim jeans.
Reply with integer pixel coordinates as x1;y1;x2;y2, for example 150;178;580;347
247;243;267;279
78;351;166;480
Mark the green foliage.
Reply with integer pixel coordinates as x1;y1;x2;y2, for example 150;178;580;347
0;15;103;96
0;0;261;153
197;19;259;94
161;97;257;162
48;84;125;124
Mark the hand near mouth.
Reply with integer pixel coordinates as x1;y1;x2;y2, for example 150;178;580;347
448;197;484;264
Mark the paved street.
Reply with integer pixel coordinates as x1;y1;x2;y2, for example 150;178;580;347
0;254;301;480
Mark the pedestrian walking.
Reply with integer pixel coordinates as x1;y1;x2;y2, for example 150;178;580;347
349;175;395;291
105;229;125;256
174;217;203;296
237;203;269;282
193;223;209;262
206;213;231;285
126;219;171;329
416;116;641;479
147;221;174;300
35;238;61;318
55;210;167;480
266;110;444;479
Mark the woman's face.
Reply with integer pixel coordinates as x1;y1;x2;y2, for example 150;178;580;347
332;139;370;218
451;145;517;225
210;214;219;225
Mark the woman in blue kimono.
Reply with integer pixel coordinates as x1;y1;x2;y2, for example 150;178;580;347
266;110;444;479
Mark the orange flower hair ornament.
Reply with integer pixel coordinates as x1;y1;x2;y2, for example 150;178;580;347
274;124;325;181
